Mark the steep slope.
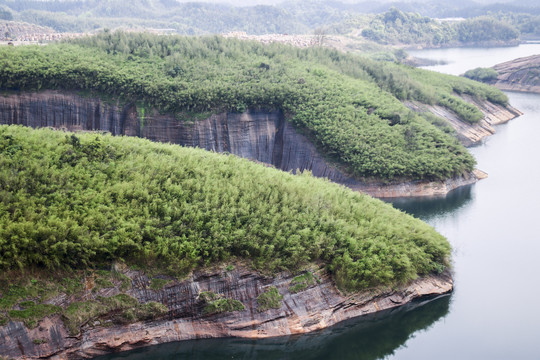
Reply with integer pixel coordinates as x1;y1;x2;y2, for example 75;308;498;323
0;265;452;360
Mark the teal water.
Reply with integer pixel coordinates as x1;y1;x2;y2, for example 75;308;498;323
98;46;540;359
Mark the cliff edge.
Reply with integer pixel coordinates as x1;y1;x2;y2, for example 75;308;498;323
0;90;519;198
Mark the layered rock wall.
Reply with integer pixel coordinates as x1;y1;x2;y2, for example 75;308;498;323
405;95;521;147
0;266;452;360
0;90;352;187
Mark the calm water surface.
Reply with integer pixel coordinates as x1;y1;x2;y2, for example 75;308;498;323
99;45;540;360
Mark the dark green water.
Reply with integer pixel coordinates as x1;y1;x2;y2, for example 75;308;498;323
98;46;540;360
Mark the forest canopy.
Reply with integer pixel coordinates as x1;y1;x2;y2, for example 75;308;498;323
358;8;520;47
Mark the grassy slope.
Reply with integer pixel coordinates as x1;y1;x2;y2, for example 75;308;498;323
0;32;510;182
0;125;450;292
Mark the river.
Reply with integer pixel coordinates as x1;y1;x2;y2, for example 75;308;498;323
97;45;540;360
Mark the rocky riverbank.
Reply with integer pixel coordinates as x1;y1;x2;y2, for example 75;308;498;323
0;265;452;360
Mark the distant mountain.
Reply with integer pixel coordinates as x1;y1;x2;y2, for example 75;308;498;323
1;0;540;35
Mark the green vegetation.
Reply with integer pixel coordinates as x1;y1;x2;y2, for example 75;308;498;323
150;278;170;290
3;0;308;35
2;0;539;44
62;293;166;335
94;278;114;290
114;272;132;291
257;287;283;312
199;291;245;315
359;8;456;47
0;125;452;292
203;299;245;315
121;301;168;323
0;267;165;332
464;68;499;83
456;16;519;44
0;273;84;312
0;32;502;180
498;13;540;39
357;9;519;47
8;303;61;328
289;272;316;294
0;8;12;21
199;291;221;303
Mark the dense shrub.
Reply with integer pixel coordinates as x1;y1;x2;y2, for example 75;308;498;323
464;67;499;83
0;126;451;291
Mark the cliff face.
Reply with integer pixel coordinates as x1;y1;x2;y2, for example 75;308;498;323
490;55;540;94
0;90;511;198
0;266;452;360
0;90;357;189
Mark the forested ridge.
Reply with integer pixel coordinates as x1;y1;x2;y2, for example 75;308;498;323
355;8;520;47
0;32;510;181
1;0;540;37
0;125;451;291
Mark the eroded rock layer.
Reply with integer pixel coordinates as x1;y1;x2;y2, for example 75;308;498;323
0;266;453;360
405;95;521;147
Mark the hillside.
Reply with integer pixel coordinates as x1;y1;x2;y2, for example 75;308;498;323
0;32;515;184
2;0;540;37
0;125;454;359
344;9;520;48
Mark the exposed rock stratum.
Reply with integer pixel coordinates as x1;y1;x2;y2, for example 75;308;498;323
0;266;453;360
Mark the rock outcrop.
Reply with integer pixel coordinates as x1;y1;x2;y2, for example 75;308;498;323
0;266;453;360
0;90;519;197
405;95;522;147
490;54;540;94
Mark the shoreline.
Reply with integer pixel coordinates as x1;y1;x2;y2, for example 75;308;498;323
0;267;452;360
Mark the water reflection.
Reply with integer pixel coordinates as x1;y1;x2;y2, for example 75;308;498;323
385;185;473;221
96;295;450;360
